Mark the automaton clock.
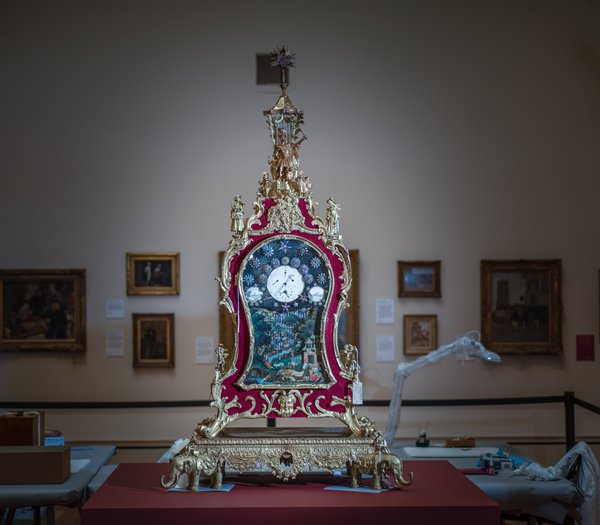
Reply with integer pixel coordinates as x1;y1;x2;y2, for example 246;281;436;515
163;47;412;491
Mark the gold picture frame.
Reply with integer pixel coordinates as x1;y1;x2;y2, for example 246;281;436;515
133;313;175;368
403;314;437;355
126;252;180;295
219;249;360;354
398;260;441;297
0;269;86;352
340;249;360;349
480;259;562;355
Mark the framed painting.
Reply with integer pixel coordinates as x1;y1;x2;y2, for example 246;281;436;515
0;269;86;352
403;314;437;355
218;251;231;356
338;249;360;350
126;252;180;295
480;259;562;355
398;261;441;297
132;313;175;368
219;249;361;355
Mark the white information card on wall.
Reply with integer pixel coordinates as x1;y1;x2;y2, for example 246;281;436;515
106;330;125;357
105;299;124;319
376;334;395;362
375;297;395;325
196;336;215;364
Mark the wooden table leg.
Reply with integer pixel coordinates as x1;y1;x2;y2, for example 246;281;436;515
1;508;16;525
33;506;41;525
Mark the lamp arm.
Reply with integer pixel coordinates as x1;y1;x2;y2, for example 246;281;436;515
383;333;500;445
384;341;458;444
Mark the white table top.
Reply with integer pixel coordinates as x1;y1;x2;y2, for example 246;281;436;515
389;440;582;523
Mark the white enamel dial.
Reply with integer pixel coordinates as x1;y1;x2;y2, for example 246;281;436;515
245;286;263;303
308;286;325;303
266;265;304;303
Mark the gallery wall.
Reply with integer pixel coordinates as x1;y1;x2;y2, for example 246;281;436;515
1;1;599;451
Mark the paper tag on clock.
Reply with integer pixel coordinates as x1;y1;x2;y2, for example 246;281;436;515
352;380;363;405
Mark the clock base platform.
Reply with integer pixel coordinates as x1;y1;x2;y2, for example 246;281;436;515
163;427;411;490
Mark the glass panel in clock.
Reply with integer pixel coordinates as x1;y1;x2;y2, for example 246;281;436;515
239;236;333;389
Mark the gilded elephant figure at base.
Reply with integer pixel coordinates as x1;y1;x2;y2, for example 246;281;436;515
349;451;413;490
160;452;225;491
376;451;413;489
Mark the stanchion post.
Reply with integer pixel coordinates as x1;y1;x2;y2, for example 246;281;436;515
564;391;576;452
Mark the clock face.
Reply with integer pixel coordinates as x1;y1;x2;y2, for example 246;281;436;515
266;265;303;302
239;236;333;389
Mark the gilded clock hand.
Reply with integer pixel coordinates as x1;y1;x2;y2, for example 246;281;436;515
275;275;292;294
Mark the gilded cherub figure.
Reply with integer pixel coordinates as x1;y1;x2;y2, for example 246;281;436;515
326;197;341;236
215;344;228;375
230;195;245;233
258;172;273;197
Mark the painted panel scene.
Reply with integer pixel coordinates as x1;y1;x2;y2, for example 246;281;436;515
240;237;333;387
245;308;328;386
491;271;550;343
139;319;169;360
408;319;433;348
2;280;75;340
134;260;173;287
403;267;435;292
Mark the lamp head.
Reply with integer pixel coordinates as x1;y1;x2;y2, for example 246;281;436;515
459;331;501;364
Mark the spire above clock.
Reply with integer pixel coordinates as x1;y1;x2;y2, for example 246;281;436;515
259;46;311;199
270;45;295;92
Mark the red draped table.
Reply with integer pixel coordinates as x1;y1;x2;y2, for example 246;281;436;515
81;460;499;525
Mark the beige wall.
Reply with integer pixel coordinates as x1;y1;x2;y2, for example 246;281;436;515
1;1;599;458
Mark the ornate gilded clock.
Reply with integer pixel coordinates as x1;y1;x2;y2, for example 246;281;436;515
163;47;412;491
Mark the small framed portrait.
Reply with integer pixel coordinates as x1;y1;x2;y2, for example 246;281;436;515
403;314;437;355
132;313;174;368
480;259;562;355
126;252;180;295
0;269;86;352
398;261;441;298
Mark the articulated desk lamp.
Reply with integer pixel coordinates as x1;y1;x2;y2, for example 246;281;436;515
384;331;501;445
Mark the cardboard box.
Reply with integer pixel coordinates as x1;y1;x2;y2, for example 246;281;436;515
0;411;45;446
445;436;476;448
0;446;70;484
